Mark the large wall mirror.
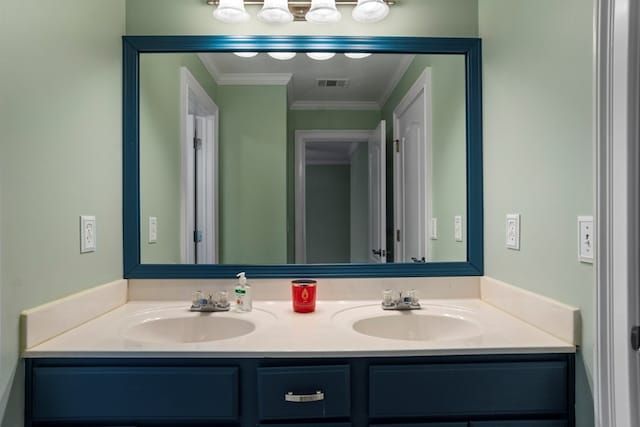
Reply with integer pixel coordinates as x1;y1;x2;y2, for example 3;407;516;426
123;36;483;278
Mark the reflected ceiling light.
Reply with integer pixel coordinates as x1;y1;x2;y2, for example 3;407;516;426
268;52;297;60
344;52;372;59
352;0;389;23
305;0;342;23
213;0;250;23
257;0;294;23
306;52;336;60
233;52;259;58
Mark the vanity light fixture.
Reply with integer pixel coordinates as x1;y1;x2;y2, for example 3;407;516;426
352;0;388;23
207;0;395;23
257;0;294;23
344;52;372;59
212;0;250;23
306;52;336;60
268;52;297;60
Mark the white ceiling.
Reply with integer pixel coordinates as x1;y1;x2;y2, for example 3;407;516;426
198;52;415;109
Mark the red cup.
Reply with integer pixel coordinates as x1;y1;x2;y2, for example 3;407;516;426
292;279;317;313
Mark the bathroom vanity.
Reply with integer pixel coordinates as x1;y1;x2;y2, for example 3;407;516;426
23;295;577;427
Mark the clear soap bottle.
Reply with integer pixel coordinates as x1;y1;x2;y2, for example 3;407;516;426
234;272;252;312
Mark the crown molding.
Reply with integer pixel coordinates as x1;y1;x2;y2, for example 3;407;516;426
378;54;415;108
197;54;292;86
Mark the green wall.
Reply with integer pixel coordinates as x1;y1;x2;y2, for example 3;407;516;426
0;1;125;425
218;85;288;264
350;143;370;263
381;55;467;262
305;165;351;263
139;53;218;264
479;0;594;425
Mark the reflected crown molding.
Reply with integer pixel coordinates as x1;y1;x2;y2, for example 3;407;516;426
290;100;381;110
198;53;292;86
378;54;414;107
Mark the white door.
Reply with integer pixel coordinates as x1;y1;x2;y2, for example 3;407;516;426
368;120;387;263
393;70;432;263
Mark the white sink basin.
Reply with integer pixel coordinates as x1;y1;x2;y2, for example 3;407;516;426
121;307;276;344
332;304;483;342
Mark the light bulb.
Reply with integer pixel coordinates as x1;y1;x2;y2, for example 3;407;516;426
306;52;336;61
213;0;250;23
233;52;259;58
352;0;389;23
306;0;341;23
268;52;297;60
344;52;372;59
258;0;294;24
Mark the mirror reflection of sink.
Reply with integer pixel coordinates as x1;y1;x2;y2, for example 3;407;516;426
332;304;483;342
121;307;276;344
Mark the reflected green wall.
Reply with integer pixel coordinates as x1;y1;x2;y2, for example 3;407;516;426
218;85;288;264
381;55;467;262
0;1;125;425
306;165;351;263
350;143;370;263
139;54;218;264
479;0;594;425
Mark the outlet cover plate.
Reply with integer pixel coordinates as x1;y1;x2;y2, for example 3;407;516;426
506;214;520;250
578;215;594;263
149;216;158;243
454;215;463;242
430;218;438;240
80;215;96;253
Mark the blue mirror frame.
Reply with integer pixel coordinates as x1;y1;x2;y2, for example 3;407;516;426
123;35;483;278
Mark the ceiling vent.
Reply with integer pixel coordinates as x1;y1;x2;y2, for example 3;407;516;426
317;78;350;88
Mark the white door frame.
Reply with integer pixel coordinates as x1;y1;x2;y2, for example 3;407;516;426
594;0;640;426
392;69;433;263
294;129;371;264
180;67;219;264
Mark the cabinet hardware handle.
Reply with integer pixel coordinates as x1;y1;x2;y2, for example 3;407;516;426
284;390;324;402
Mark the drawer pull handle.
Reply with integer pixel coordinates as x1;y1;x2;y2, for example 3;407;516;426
285;390;325;402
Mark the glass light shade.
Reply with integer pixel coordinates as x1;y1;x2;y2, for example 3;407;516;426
213;0;250;23
258;0;293;24
352;0;389;23
268;52;297;60
233;52;259;58
344;52;372;59
306;52;336;61
305;0;342;23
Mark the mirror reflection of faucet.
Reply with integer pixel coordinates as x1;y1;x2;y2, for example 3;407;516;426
381;289;421;310
190;290;231;312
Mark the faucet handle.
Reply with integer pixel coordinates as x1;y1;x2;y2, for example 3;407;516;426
382;289;394;307
407;289;419;306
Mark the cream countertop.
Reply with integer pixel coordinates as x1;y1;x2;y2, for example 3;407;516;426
23;298;575;358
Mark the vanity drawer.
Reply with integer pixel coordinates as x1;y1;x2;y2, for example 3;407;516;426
31;366;238;422
369;362;568;418
257;365;350;420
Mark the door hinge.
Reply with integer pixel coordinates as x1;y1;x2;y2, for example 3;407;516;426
394;139;400;152
396;229;400;242
193;137;202;150
632;326;640;351
193;230;203;243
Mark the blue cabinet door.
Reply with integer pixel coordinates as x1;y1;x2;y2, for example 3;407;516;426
470;422;567;427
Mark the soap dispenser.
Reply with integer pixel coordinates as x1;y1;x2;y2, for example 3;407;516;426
234;272;252;312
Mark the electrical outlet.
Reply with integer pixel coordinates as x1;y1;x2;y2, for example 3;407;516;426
430;218;438;240
454;215;463;242
506;214;520;250
578;216;594;263
149;217;158;243
80;215;96;253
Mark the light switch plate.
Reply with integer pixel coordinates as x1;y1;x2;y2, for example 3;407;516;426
80;215;96;253
430;218;438;240
149;216;158;243
578;215;594;263
506;214;520;250
454;215;463;242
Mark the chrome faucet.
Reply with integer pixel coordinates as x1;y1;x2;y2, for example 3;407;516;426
381;289;421;310
190;290;230;312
